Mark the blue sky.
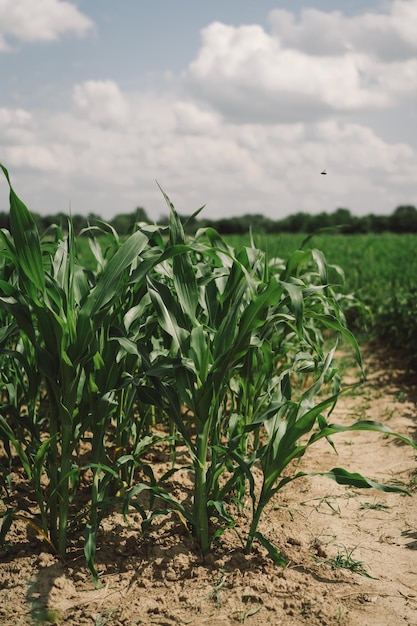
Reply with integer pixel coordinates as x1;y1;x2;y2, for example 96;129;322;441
1;0;416;221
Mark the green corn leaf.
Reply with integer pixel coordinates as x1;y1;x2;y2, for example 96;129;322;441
282;249;311;280
84;522;99;583
311;248;328;284
1;164;45;294
0;508;15;546
236;279;283;347
253;532;287;566
82;229;150;317
309;419;417;450
147;275;189;352
75;228;152;354
0;228;16;261
280;280;304;336
190;325;211;382
273;465;411;497
0;293;36;343
320;467;411;493
156;183;186;246
0;415;32;480
313;313;363;369
172;250;199;323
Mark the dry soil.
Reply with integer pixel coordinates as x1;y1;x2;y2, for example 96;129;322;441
1;341;416;626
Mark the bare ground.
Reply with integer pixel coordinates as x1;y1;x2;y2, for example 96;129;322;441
1;341;416;626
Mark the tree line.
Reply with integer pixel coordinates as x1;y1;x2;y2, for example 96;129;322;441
1;204;417;236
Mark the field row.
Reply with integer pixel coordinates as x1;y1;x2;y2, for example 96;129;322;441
224;232;417;357
1;162;416;579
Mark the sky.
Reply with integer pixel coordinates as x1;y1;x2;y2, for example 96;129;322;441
0;0;416;222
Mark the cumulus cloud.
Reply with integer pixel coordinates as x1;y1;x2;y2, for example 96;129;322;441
173;101;221;136
269;2;417;61
187;23;389;121
0;107;32;128
0;106;65;172
0;0;93;50
73;80;130;127
1;2;417;221
185;1;417;123
1;88;416;221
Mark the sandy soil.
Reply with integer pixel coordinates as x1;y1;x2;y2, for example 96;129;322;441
1;342;416;626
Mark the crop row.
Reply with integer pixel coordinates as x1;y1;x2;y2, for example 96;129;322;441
225;232;417;360
0;165;415;579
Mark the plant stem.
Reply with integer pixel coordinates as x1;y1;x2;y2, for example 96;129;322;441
245;489;268;554
57;420;72;556
193;421;211;554
46;383;59;552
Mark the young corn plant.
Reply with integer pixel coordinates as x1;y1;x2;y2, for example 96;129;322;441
0;165;164;575
1;166;416;572
240;346;417;560
137;193;417;560
133;195;315;551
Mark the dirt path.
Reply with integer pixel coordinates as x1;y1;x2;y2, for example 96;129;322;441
1;342;416;626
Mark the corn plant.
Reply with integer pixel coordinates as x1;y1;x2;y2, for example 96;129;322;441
135;193;417;560
0;165;165;575
1;165;416;574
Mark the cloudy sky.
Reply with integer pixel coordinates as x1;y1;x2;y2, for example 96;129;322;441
1;0;416;222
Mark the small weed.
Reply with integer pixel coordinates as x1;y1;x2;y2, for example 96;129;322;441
387;462;417;493
208;574;227;609
271;504;302;522
316;544;377;579
359;501;390;512
237;593;264;622
396;391;406;403
31;608;62;624
300;600;313;616
94;608;120;626
191;573;227;609
301;495;341;516
407;470;417;493
336;605;346;623
383;407;395;421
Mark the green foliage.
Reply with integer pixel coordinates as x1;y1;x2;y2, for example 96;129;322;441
225;232;417;360
317;544;377;579
0;164;416;579
377;288;417;361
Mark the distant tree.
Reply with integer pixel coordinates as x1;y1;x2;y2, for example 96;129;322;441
110;213;135;236
368;214;389;233
332;208;352;226
71;214;89;235
216;218;239;235
347;216;370;234
308;212;332;232
389;205;417;233
5;200;417;238
285;212;311;233
87;213;102;224
134;206;150;224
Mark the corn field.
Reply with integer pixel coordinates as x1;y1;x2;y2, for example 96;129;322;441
1;164;415;580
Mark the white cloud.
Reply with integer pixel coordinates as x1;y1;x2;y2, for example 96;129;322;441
1;88;416;221
173;101;221;136
0;107;32;127
1;3;417;221
0;107;65;173
269;1;417;60
185;2;417;123
73;80;130;127
0;0;93;50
